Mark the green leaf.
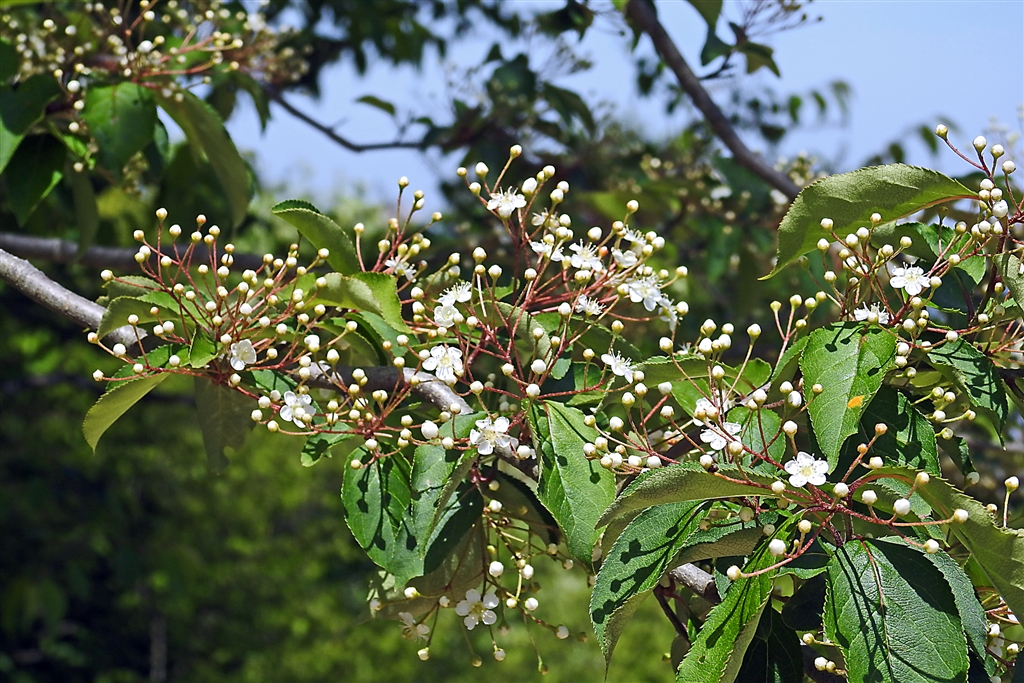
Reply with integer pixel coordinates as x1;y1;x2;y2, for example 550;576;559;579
592;503;766;665
0;38;16;82
388;413;482;585
157;90;250;227
824;539;969;683
356;94;396;116
312;272;410;333
838;386;938;474
82;373;171;451
874;466;1024;619
591;502;705;663
5;134;65;224
914;542;994;675
676;538;781;683
271;199;361;274
734;608;804;683
193;378;253;471
597;461;777;528
529;401;615;571
801;322;896;466
188;330;219;368
300;432;358;467
765;164;973;278
738;41;779;77
98;296;172;339
70;167;99;257
494;302;551;368
0;75;62;172
82;84;156;179
998;253;1024;305
341;450;412;571
927;339;1008;431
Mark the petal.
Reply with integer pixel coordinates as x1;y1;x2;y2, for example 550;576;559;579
789;475;808;488
465;589;481;602
481;610;497;626
482;592;499;608
808;473;827;486
464;615;478;630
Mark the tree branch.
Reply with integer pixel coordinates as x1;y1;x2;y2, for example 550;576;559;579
624;0;801;199
1;248;140;348
0;233;266;272
263;85;424;153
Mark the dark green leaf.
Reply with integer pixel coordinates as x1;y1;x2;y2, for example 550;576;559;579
738;41;779;77
271;199;361;274
0;75;62;172
70;166;99;257
734;607;804;683
597;461;777;528
193;378;253;471
529;401;615;571
676;538;781;683
824;539;969;683
188;330;219;369
82;373;171;451
5;134;64;224
781;573;826;631
591;502;705;662
998;253;1024;305
300;431;358;467
927;340;1008;431
838;386;938;475
82;84;156;179
801;322;896;466
765;164;973;278
157;91;251;227
874;466;1024;618
98;296;171;339
342;450;412;571
0;38;16;82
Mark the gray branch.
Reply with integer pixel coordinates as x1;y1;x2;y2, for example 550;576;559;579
624;0;801;199
669;562;720;604
1;248;140;347
0;232;265;271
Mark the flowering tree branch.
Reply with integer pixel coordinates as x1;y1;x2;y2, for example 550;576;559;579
624;0;801;199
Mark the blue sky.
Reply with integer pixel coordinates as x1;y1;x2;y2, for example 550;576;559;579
226;0;1024;203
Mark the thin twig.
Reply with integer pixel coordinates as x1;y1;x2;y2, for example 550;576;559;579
624;0;801;199
263;85;424;154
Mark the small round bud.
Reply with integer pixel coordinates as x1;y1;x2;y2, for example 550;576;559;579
952;509;969;523
924;539;940;554
972;135;987;151
768;539;787;556
861;489;877;505
893;498;911;516
934;124;948;138
726;565;741;581
833;482;849;498
798;519;812;534
488;560;504;577
1007;476;1020;492
915;472;930;486
782;421;798;436
771;481;786;495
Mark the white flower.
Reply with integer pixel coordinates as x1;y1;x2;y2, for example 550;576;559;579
439;281;473;306
398;612;430;641
611;248;638;268
228;339;256;371
575;295;604;316
531;241;565;262
385;255;417;281
280;391;314;427
700;422;742;452
568;241;605;272
890;266;926;296
621;228;645;244
853;303;890;325
784;451;829;488
487;188;527;219
454;589;499;630
625;275;664;311
657;296;678;332
531;210;559;229
470;416;512;455
433;304;459;328
422;345;463;383
601;351;635;383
